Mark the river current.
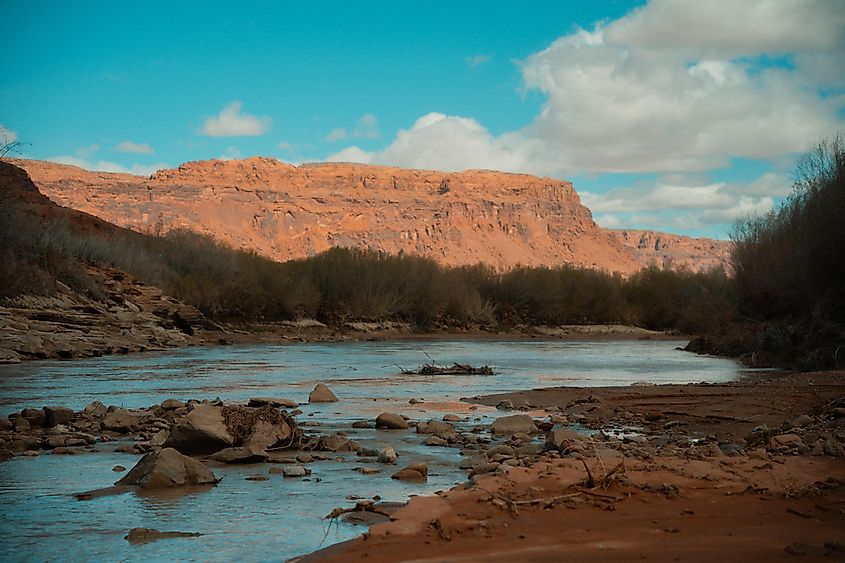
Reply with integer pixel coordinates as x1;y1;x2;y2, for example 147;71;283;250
0;339;741;562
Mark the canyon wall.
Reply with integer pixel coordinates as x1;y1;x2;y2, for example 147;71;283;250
17;158;729;275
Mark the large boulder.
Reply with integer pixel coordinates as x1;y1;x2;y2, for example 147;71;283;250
165;404;296;455
375;413;409;430
116;448;218;489
43;406;75;427
102;409;140;433
490;414;538;436
164;405;234;455
309;383;338;403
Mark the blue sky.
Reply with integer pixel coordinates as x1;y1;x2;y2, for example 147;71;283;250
2;0;843;238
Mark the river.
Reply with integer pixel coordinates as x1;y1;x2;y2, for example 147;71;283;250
0;339;741;561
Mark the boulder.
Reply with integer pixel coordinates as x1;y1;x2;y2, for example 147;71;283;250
309;383;338;403
43;406;75;427
102;409;140;433
423;436;449;447
116;448;218;489
20;408;46;427
248;397;298;408
416;420;454;436
317;434;358;452
375;413;409;430
545;428;585;451
282;465;310;478
769;433;803;449
391;465;427;483
164;405;233;455
160;399;186;410
208;446;268;464
245;416;293;451
378;447;398;464
491;415;538;436
82;401;108;418
149;430;169;447
442;414;462;422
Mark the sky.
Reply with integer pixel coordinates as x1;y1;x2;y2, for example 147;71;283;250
2;0;843;239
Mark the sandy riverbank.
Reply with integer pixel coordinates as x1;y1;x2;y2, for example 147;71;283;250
298;370;845;562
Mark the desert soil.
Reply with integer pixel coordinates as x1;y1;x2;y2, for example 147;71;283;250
299;370;845;562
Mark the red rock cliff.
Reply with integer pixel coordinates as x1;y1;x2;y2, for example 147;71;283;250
16;158;728;274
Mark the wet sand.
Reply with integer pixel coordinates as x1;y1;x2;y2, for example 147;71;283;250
299;370;845;562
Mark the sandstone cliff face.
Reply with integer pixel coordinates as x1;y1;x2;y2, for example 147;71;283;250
16;158;728;274
612;229;731;272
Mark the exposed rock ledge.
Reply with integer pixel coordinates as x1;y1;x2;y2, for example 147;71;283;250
0;266;212;363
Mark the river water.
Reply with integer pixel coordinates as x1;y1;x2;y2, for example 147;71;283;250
0;339;741;562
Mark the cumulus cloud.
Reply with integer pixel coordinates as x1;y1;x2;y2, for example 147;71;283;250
116;140;154;154
581;172;787;231
326;112;533;172
465;54;491;69
328;1;843;178
605;0;845;58
48;155;168;177
201;101;271;137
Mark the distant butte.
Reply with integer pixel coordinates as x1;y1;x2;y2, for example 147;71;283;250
15;158;729;274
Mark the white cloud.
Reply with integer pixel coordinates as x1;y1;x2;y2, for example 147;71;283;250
326;112;531;172
277;141;294;150
325;127;348;142
0;125;18;143
581;173;786;231
201;101;271;137
327;1;843;178
465;54;491;69
352;113;379;139
327;145;373;164
116;140;154;154
605;0;845;58
48;155;168;177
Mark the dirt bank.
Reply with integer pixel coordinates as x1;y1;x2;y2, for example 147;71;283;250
298;371;845;562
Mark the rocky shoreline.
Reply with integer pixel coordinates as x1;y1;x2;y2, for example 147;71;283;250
3;370;844;560
297;370;845;561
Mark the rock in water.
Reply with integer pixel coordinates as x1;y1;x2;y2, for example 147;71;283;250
164;404;234;455
490;414;538;436
116;448;218;489
208;446;268;464
125;527;201;544
375;413;409;430
309;383;338;403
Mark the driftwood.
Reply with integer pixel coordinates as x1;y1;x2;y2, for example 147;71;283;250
402;363;495;376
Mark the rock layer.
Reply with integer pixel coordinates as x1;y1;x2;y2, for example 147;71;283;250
16;158;728;274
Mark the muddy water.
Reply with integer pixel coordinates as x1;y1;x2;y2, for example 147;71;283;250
0;339;741;561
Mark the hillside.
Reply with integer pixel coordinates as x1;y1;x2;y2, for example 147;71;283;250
0;162;211;362
16;158;728;274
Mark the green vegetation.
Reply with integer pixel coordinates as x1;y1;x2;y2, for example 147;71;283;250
729;135;844;369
